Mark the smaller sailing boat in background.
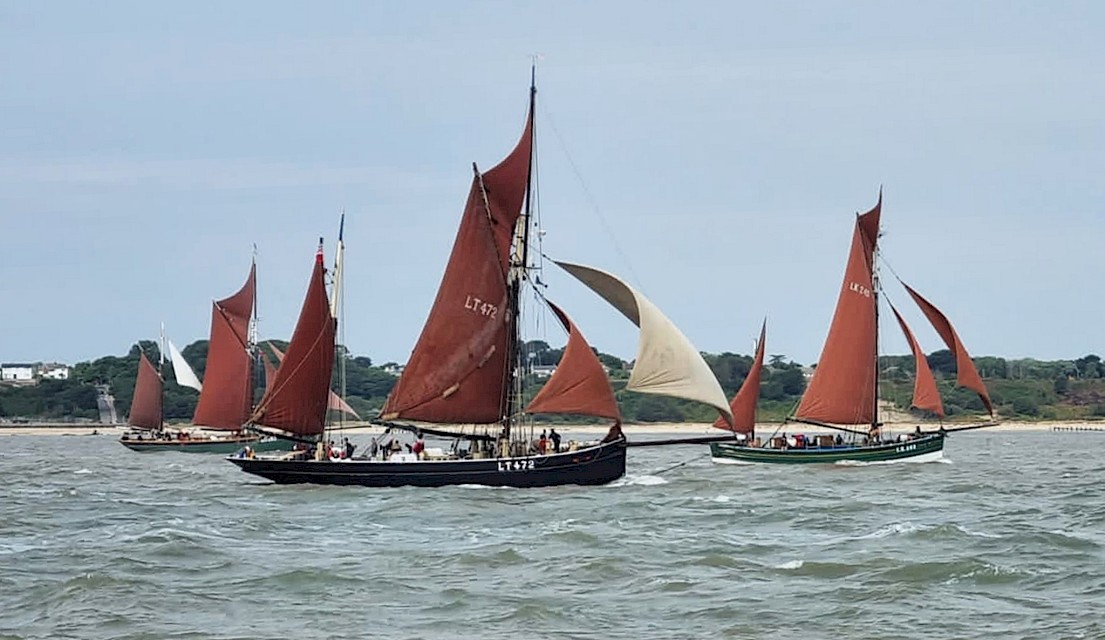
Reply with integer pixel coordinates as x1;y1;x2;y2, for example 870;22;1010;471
119;262;289;453
711;193;998;465
227;72;732;487
122;349;164;433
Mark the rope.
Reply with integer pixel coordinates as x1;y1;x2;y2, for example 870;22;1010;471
650;456;698;476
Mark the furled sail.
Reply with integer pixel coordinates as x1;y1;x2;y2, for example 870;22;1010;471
554;261;734;426
167;338;202;392
381;108;534;424
901;283;993;416
129;351;163;430
268;342;360;419
713;321;766;435
525;301;621;421
192;262;255;430
796;194;881;425
250;245;336;437
889;302;944;417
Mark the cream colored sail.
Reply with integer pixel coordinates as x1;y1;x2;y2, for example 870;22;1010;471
167;338;203;392
555;261;734;426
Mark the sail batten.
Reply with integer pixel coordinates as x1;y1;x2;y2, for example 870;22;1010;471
901;283;993;416
525;301;621;421
555;261;733;425
381;109;534;425
192;263;256;430
889;302;945;417
714;321;765;435
250;248;336;437
796;195;881;426
129;351;163;430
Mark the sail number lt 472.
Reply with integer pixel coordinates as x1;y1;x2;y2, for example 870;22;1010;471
464;295;498;318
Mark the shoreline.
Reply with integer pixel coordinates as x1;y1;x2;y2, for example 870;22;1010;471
3;420;1104;437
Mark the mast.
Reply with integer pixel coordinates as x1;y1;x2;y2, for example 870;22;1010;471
501;66;538;439
871;215;880;430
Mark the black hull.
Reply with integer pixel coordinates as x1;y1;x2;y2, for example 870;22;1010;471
227;439;628;488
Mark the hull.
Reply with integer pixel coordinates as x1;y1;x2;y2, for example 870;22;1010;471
710;433;945;465
227;439;628;488
119;434;291;454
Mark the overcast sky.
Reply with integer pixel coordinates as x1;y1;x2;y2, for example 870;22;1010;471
1;1;1101;368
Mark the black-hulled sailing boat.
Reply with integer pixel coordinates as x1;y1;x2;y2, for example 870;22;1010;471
119;263;289;453
710;193;998;464
227;73;733;487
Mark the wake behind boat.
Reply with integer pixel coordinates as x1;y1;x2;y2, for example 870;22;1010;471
229;71;733;488
710;193;997;465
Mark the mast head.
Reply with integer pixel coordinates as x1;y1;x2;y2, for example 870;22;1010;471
316;237;325;264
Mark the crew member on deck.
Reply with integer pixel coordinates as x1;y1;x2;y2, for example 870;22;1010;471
549;428;562;453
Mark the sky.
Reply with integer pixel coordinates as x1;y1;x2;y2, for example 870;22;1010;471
1;1;1102;368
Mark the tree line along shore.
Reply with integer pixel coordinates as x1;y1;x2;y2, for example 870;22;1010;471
2;339;1104;426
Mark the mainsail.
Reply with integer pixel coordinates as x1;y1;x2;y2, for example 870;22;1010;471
795;195;882;426
381;105;534;424
713;321;766;435
525;301;621;421
192;262;256;430
268;341;360;419
554;261;734;426
167;338;202;392
129;351;163;430
250;244;336;438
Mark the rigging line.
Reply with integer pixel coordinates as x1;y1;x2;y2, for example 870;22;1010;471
650;456;698;477
537;98;643;289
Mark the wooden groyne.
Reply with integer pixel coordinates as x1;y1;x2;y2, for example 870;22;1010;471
1051;425;1105;432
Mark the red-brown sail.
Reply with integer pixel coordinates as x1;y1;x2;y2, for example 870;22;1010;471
525;301;621;421
261;350;277;392
381;108;533;424
889;302;944;417
192;263;255;430
129;351;163;430
268;341;359;418
250;246;336;437
902;283;993;416
796;194;882;425
714;321;766;435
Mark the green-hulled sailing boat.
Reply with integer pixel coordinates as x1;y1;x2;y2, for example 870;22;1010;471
711;193;998;465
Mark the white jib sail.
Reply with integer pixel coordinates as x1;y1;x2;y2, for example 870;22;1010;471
555;260;734;426
168;338;203;392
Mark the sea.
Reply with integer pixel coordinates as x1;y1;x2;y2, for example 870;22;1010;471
1;429;1103;640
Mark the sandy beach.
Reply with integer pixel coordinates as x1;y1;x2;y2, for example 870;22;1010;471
2;420;1103;437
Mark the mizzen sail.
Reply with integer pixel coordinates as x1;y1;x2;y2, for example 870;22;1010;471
129;351;163;430
555;261;733;426
192;262;256;430
901;283;993;416
713;321;766;435
796;195;881;425
381;108;534;424
889;302;944;417
525;301;621;421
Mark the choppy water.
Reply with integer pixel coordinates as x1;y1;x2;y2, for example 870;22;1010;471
1;430;1103;639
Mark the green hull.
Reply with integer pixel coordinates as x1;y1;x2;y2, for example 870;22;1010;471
119;435;292;454
710;433;945;465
